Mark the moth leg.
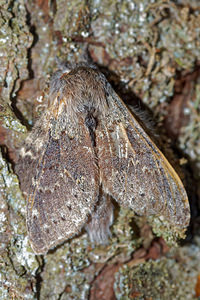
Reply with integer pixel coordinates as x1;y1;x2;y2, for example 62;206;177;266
85;189;113;244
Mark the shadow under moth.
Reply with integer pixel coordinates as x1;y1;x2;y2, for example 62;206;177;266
16;62;190;254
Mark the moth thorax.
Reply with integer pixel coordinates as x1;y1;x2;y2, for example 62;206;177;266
79;94;108;117
85;112;97;130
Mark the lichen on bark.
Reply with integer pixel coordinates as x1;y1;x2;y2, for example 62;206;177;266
0;0;200;299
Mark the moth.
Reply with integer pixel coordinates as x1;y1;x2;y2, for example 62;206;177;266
16;62;190;254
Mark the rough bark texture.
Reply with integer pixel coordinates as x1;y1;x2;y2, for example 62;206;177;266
0;0;200;299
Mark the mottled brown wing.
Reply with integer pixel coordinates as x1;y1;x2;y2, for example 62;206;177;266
16;116;99;254
96;93;190;230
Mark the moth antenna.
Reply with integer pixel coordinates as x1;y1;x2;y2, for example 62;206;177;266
79;43;92;64
55;56;72;72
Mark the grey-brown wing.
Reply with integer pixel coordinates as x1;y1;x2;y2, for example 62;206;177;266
16;117;99;254
96;93;190;230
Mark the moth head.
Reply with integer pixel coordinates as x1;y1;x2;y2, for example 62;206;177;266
49;63;109;119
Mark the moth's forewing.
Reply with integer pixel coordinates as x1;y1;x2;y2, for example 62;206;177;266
96;91;190;230
16;110;99;254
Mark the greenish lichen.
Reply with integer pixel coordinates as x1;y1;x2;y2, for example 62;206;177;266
40;244;91;299
114;252;199;300
88;0;200;109
0;151;40;298
0;0;33;103
0;101;27;134
147;215;184;246
39;207;142;299
179;78;200;179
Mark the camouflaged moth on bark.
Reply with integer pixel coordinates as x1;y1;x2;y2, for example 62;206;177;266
15;62;190;254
